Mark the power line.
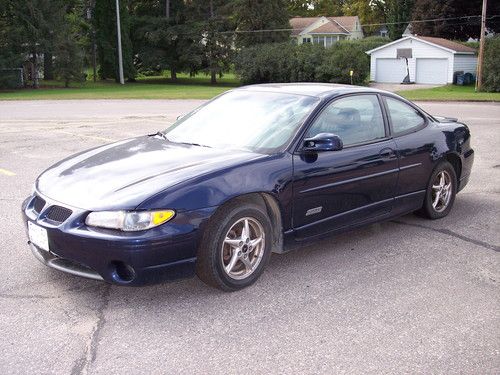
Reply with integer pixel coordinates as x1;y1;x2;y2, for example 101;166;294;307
217;14;499;35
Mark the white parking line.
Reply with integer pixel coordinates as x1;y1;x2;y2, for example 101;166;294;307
0;168;16;176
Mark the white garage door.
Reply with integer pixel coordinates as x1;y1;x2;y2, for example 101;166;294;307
375;58;407;83
416;58;448;84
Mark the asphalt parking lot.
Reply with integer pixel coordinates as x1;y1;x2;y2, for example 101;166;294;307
0;99;499;374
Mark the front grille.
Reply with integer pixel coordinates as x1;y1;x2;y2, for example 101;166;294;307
33;196;46;214
45;205;72;223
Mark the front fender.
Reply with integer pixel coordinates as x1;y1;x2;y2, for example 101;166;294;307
136;152;294;228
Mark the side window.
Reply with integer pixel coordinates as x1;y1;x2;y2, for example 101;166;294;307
385;97;425;134
306;95;386;146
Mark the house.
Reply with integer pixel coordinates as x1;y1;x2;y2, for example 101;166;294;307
290;16;364;46
376;25;389;38
366;35;477;84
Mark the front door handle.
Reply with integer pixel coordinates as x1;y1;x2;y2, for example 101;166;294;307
379;147;396;159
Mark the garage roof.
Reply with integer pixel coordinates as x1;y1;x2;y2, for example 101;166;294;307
366;36;476;55
417;36;476;53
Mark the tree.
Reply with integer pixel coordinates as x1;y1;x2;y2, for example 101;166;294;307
342;0;385;35
411;0;500;40
371;0;414;40
4;0;69;87
232;0;290;47
94;0;135;81
288;1;346;17
132;0;203;80
483;36;500;92
184;0;234;84
53;29;84;87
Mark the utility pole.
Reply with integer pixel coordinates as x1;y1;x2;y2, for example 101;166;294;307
476;0;487;91
166;0;170;18
115;0;125;84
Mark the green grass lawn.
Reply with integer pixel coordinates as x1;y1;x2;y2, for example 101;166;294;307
0;72;239;100
398;84;500;102
2;74;499;102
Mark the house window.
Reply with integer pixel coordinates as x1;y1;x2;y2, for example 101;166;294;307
313;36;320;44
303;37;311;44
318;36;325;46
326;36;334;47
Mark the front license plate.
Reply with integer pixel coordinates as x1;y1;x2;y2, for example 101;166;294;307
28;222;49;252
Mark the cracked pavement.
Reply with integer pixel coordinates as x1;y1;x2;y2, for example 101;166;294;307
0;99;499;374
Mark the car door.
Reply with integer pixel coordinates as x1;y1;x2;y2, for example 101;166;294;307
292;94;399;239
382;95;435;213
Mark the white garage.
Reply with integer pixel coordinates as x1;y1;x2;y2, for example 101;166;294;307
367;36;477;85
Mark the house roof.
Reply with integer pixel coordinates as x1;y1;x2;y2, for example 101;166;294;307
417;36;476;53
309;22;346;34
366;36;476;55
290;17;318;36
290;16;358;36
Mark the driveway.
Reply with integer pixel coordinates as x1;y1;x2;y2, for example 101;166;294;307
369;83;442;92
0;100;499;374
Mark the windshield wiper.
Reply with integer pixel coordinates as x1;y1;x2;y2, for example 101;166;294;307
150;131;169;141
175;141;212;148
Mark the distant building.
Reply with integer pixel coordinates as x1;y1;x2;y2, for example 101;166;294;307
366;35;477;84
290;16;364;46
376;25;389;38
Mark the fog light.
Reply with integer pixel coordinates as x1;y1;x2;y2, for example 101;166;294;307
112;261;135;282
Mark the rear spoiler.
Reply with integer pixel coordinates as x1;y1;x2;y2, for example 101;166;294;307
434;116;458;123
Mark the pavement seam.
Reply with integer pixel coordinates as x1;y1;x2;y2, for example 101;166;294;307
70;284;111;375
392;220;500;252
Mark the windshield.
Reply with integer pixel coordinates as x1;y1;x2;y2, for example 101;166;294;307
164;90;320;153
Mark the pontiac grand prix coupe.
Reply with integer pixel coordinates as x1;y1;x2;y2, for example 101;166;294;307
22;84;474;291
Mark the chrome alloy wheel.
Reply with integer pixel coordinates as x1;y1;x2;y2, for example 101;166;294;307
221;217;265;280
431;170;453;213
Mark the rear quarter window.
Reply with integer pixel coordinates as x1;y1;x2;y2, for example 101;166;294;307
385;97;425;135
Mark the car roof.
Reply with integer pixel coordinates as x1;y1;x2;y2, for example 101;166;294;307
237;83;389;98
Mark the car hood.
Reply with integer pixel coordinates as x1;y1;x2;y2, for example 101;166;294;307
37;136;264;210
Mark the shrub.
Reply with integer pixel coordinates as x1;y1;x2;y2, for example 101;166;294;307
482;36;500;92
235;38;387;86
315;41;371;85
235;43;294;84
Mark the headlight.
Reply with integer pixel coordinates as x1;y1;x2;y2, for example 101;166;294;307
85;210;175;231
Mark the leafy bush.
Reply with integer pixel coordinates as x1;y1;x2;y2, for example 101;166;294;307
235;38;386;85
483;36;500;92
316;41;371;85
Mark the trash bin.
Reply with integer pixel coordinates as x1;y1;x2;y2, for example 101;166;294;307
455;73;465;86
463;72;474;85
453;71;464;85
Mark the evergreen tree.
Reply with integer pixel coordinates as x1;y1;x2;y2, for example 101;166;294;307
186;0;234;84
232;0;291;47
132;0;202;80
372;0;414;40
94;0;135;81
54;29;84;87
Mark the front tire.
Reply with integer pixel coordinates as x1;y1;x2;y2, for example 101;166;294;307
419;161;457;219
196;200;273;291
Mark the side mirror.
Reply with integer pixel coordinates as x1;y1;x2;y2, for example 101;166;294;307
302;133;343;152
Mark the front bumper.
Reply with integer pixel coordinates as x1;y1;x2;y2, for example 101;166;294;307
22;193;215;286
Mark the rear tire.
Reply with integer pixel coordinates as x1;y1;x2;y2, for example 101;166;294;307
196;200;272;291
418;161;457;220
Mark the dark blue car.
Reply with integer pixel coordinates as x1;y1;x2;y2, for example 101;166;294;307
22;84;474;291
